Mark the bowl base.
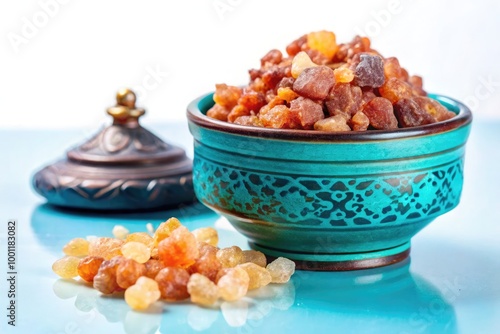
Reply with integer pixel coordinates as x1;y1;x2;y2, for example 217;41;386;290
249;241;411;271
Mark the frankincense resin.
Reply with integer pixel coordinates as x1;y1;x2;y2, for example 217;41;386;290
207;31;455;131
52;218;296;311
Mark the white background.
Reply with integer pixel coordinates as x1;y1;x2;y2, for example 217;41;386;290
1;0;499;130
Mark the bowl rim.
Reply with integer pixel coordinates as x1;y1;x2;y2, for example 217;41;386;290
187;93;472;142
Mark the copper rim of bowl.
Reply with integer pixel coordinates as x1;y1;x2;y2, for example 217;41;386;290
187;93;472;142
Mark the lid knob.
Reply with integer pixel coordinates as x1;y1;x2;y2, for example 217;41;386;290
106;88;145;125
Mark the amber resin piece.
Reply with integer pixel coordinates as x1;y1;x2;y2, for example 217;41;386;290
383;57;405;80
144;259;165;279
158;226;199;268
262;67;290;91
77;256;104;282
63;238;89;257
414;96;456;122
378;78;413;104
314;115;351;132
238;262;272;290
286;34;307;57
238;91;266;113
289;97;325;129
242;250;267;267
362;97;398;130
121;241;150;264
116;258;147;289
350;111;370;131
153;217;182;246
93;256;124;294
125;232;153;248
266;257;296;283
213;84;242;110
307;30;338;61
52;256;81;279
112;225;129;240
192;227;219;247
333;66;354;83
233;115;261;127
215;268;232;284
291;51;318;79
293;66;335;100
261;49;283;66
207;104;230;122
189;243;221;282
277;77;295;90
88;237;123;260
334;35;371;62
216;246;244;268
361;90;377;106
354;53;385;88
227;105;250;123
325;83;362;119
394;98;435;127
259;105;297;129
217;266;250;301
125;276;161;311
155;267;190;301
277;87;299;102
409;75;426;96
187;273;220;307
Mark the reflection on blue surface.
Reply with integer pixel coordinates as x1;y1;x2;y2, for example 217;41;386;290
53;279;163;334
33;201;459;334
292;260;457;333
49;258;457;333
52;278;296;334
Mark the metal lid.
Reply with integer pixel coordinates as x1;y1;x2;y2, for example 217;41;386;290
32;88;195;211
67;88;185;165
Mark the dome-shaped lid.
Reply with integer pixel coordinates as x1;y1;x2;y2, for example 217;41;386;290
67;88;184;165
32;88;194;211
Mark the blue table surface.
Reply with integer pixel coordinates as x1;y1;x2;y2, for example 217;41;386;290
0;120;499;334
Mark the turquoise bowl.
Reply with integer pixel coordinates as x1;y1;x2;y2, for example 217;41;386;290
187;94;472;270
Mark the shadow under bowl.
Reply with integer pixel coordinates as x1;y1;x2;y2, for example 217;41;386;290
186;93;472;270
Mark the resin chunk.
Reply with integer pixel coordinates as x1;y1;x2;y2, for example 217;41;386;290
187;274;220;306
362;97;398;130
77;256;104;282
216;246;244;268
192;227;219;247
217;267;250;301
158;226;199;268
289;97;324;129
62;238;89;257
124;277;161;311
242;250;267;267
394;98;435;127
314;115;351;132
93;256;124;294
354;53;385;88
116;258;147;289
325;83;362;119
266;257;296;283
238;262;272;290
155;267;190;301
88;237;123;260
52;256;80;279
293;66;335;100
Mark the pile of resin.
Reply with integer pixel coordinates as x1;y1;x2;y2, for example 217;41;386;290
52;218;295;310
207;30;455;131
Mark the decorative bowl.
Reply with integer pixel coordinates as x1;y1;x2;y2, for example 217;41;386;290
187;94;472;270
